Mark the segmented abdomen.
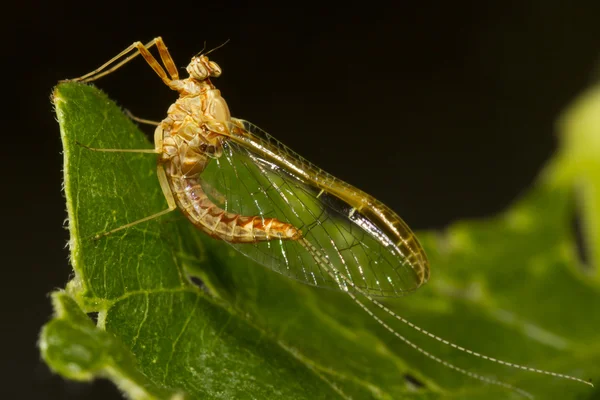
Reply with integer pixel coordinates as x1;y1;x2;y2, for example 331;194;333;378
166;161;301;243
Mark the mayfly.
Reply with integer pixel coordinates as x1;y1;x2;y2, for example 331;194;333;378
65;37;592;397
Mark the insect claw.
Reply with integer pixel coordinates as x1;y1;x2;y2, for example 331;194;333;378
74;140;89;149
78;231;104;242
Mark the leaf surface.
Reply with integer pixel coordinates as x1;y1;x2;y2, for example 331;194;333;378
40;82;600;399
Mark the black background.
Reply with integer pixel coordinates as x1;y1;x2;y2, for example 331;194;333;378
5;1;600;399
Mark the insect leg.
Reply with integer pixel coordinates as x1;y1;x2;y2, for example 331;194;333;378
65;38;158;83
77;123;166;154
65;37;175;85
154;37;179;80
93;165;177;240
76;141;159;154
125;109;160;126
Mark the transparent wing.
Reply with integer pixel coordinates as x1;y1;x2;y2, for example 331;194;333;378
199;119;428;297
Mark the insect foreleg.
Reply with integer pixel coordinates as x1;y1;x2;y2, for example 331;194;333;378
65;37;178;85
65;39;156;83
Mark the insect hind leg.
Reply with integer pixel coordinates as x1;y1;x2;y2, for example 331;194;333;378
92;165;177;240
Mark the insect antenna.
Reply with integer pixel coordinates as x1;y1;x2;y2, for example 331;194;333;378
204;39;231;56
194;41;207;58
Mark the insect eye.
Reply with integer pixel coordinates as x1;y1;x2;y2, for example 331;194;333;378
208;61;222;77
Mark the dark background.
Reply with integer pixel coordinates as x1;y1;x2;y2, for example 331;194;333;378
5;1;600;399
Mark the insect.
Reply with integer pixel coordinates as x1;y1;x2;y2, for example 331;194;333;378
66;37;592;397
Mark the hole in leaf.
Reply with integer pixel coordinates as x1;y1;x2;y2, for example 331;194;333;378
189;275;210;294
571;206;590;271
404;373;425;389
86;312;99;324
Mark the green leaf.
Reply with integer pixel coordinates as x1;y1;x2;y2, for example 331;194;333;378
41;81;600;399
